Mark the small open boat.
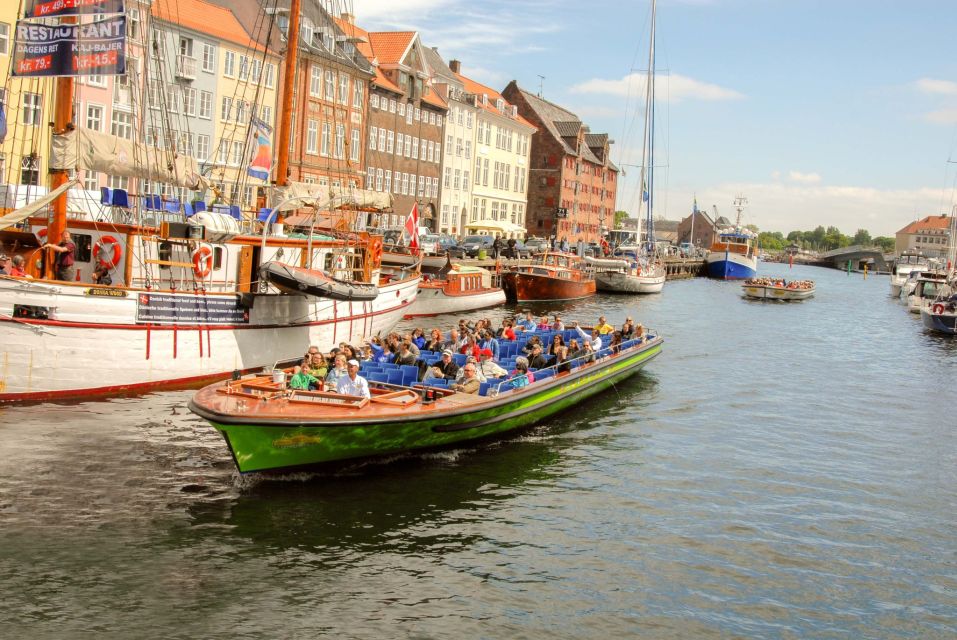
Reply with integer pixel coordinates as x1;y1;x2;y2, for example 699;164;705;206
405;263;505;317
741;278;815;300
189;332;663;473
500;252;596;302
260;261;379;301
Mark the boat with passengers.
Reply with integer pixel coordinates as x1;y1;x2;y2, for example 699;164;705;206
189;325;662;473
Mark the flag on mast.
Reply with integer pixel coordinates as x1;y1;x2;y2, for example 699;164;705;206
246;117;273;181
403;202;420;253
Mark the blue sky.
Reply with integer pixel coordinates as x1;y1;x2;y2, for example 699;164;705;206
356;0;957;236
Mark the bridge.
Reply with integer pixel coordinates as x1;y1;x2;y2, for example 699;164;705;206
814;245;888;271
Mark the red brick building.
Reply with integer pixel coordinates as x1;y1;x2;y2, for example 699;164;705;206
336;17;447;230
502;81;618;244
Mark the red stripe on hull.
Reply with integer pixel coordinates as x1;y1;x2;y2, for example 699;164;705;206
0;370;237;404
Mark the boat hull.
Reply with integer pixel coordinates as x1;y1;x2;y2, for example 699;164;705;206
595;271;665;294
500;272;596;302
741;285;815;300
0;275;419;402
920;307;957;334
706;251;757;280
192;339;662;473
405;286;506;317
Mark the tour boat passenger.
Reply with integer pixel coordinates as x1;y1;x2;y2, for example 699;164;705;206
422;349;459;384
289;358;320;391
508;358;534;389
9;255;27;278
516;310;537;332
450;363;481;394
551;315;565;331
42;230;76;282
595;316;615;335
337;360;370;399
528;344;549;370
478;349;507;379
393;341;418;366
325;354;350;391
621;317;635;339
574;322;602;351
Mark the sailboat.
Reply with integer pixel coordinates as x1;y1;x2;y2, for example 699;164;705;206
587;0;665;294
0;0;419;402
705;195;758;279
919;208;957;334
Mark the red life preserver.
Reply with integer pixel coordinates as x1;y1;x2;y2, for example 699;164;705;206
94;235;122;267
192;245;213;278
932;303;945;315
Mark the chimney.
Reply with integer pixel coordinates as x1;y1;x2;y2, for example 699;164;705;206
449;59;461;74
340;12;355;24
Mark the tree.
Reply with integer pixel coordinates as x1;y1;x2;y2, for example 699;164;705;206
852;228;872;246
613;210;629;229
757;231;785;251
873;236;895;252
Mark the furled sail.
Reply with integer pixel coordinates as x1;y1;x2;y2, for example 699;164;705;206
0;178;79;231
51;129;209;190
270;182;393;212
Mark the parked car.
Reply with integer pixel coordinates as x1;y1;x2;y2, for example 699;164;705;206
436;234;458;253
459;234;495;258
678;242;695;257
524;237;549;253
419;234;441;254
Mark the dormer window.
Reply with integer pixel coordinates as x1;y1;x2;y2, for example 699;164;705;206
482;94;488;106
495;98;504;112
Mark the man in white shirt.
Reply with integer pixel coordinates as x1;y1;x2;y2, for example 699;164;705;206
574;322;602;351
336;359;370;399
478;349;507;379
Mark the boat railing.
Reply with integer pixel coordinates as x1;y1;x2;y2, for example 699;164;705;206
488;335;654;397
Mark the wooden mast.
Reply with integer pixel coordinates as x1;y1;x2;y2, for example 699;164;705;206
274;0;302;192
45;18;75;280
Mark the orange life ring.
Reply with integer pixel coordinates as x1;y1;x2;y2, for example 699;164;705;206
933;303;945;315
192;245;213;278
94;234;122;268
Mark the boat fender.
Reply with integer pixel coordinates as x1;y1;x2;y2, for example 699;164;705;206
192;245;214;278
933;303;945;315
94;235;122;268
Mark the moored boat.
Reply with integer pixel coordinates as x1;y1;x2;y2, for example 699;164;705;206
890;253;928;297
741;277;815;300
904;270;948;313
405;264;505;317
500;252;596;302
706;196;758;280
586;256;665;294
189;332;663;473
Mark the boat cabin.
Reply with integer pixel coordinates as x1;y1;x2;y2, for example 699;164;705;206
710;232;755;259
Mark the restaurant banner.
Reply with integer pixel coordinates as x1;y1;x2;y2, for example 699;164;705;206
12;16;126;77
24;0;125;18
136;293;251;325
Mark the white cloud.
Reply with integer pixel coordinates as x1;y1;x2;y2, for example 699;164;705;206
788;171;822;184
924;108;957;124
354;0;456;22
915;77;957;95
569;72;744;102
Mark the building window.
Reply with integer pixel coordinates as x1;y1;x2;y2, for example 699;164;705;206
83;170;98;191
463;170;469;190
386;130;394;154
85;104;103;132
466;111;473;129
310;65;322;97
235;100;247;123
338;73;349;104
0;23;9;55
384;170;392;192
166;85;179;113
406;108;413;125
444;167;451;188
22;93;41;126
320;122;331;157
353;80;363;108
202;43;215;72
224;51;235;76
252;60;262;84
307;119;318;154
221;96;232;121
196;134;210;161
411;136;419;159
265;63;275;88
182;87;196;115
371;94;379;109
261;105;272;125
199;90;212;119
111;111;133;139
231;141;243;165
325;70;335;101
335;124;345;159
376;168;383;191
369;126;378;150
239;55;250;81
465;140;472;159
350;128;360;162
378;128;386;150
128;9;141;41
389;99;396;113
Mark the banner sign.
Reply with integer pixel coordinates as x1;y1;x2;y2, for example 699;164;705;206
247;117;273;182
24;0;125;18
136;293;250;325
13;17;126;77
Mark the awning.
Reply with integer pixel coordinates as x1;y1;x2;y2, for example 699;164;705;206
0;178;80;231
465;219;526;234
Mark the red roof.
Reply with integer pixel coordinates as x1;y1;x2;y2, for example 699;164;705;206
455;72;536;129
898;215;954;234
152;0;275;55
367;32;415;66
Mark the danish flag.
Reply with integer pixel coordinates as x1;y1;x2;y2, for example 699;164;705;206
403;203;420;253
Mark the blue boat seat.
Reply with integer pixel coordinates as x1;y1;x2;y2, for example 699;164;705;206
111;189;130;208
452;353;467;366
400;365;419;386
368;373;389;384
386;370;403;385
479;382;490;396
228;205;242;220
193;201;207;213
99;187;112;205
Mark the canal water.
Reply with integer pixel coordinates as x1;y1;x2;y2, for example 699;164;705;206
1;264;954;638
